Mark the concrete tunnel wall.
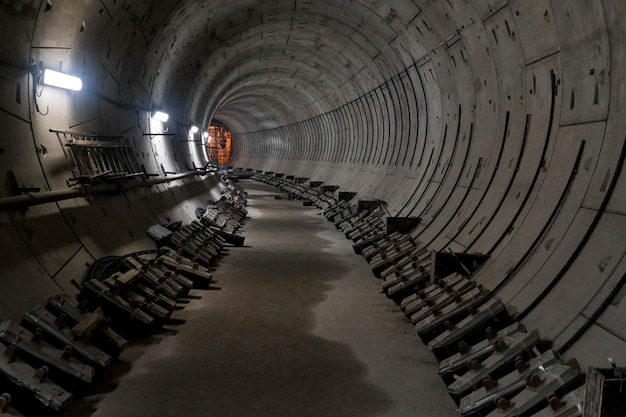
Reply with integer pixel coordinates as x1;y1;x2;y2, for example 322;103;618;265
0;0;625;373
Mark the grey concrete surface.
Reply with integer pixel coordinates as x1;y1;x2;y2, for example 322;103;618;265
66;181;456;417
1;0;626;397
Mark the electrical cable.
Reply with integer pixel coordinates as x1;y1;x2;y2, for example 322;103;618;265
81;249;168;284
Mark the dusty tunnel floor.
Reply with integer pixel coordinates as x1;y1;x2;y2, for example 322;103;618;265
67;180;457;417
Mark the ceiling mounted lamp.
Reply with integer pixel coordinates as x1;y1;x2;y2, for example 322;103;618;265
42;69;82;91
190;125;199;134
151;111;170;122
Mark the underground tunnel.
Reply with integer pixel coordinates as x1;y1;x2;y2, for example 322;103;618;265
0;0;625;416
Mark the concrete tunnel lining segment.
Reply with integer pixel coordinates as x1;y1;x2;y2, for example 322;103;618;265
0;0;626;414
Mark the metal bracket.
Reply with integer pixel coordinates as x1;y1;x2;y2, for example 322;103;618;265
583;366;626;416
6;170;40;195
431;251;490;280
338;191;357;201
358;199;382;213
387;217;421;234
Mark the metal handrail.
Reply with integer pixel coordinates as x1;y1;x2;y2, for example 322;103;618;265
0;170;209;212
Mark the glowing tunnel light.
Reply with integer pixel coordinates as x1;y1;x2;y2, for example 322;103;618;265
190;125;199;134
151;111;170;122
42;69;83;91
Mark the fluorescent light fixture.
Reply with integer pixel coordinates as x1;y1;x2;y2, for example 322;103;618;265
151;111;169;122
202;131;209;139
190;125;199;134
42;69;82;91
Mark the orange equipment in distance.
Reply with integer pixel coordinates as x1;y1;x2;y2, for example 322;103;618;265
207;123;232;165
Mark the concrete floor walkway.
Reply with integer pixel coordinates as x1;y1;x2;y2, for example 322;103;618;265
68;180;458;417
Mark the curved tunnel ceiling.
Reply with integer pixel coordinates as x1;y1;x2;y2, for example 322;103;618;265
0;0;625;389
191;6;407;129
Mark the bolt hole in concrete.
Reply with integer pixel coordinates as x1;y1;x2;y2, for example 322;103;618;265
67;182;456;417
